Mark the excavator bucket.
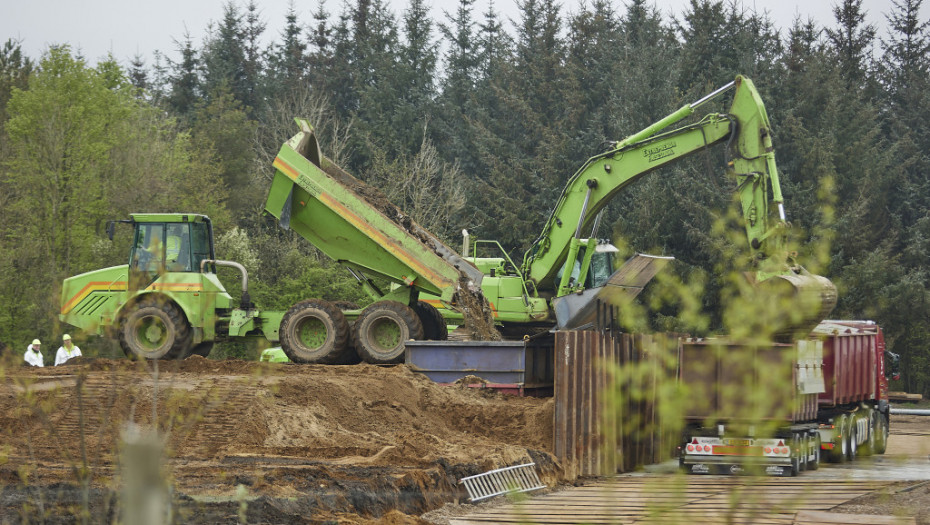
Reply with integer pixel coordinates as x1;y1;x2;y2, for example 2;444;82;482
553;254;674;330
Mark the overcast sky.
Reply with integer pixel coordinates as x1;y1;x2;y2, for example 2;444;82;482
0;0;901;65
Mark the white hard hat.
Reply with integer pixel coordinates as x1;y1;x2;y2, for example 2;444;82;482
63;334;72;341
32;339;41;345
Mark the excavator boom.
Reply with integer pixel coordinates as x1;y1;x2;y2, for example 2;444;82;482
523;75;835;334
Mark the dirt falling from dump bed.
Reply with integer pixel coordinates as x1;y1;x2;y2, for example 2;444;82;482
456;276;502;341
319;158;503;341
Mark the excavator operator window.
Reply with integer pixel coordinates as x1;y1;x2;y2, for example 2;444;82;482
587;251;615;288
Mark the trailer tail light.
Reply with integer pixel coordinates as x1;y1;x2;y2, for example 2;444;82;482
703;445;711;452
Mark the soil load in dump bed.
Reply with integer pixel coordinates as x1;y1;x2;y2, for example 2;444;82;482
0;357;555;523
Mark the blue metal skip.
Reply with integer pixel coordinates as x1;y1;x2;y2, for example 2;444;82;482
404;336;554;394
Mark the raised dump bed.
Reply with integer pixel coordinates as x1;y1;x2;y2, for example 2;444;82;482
405;335;554;396
264;119;482;303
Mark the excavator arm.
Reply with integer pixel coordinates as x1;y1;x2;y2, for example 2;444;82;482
525;76;789;288
522;75;835;333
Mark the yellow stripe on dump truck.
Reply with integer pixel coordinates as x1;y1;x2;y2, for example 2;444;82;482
62;281;128;315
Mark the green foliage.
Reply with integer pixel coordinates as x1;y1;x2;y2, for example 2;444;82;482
1;0;929;395
0;47;227;351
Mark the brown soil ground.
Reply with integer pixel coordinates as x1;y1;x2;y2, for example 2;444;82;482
2;357;927;524
0;357;556;523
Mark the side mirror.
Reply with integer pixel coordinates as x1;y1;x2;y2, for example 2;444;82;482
106;221;116;241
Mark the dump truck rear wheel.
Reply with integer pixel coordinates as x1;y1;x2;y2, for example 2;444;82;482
354;301;424;364
280;299;351;364
189;342;214;358
119;299;192;360
333;301;360;311
415;301;448;341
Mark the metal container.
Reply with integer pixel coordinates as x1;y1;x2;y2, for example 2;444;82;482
679;339;820;424
404;335;554;395
812;321;883;407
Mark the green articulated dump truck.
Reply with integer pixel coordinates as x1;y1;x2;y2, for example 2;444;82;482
60;75;837;364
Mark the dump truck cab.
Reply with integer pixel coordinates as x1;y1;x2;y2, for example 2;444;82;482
60;213;253;360
125;213;215;278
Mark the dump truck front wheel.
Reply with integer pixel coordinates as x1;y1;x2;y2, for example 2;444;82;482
280;299;351;364
119;299;192;360
354;301;424;364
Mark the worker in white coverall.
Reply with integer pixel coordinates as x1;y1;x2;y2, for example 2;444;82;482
55;334;82;365
24;339;43;367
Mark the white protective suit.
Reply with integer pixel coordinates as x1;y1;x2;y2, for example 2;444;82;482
55;344;82;365
24;344;44;367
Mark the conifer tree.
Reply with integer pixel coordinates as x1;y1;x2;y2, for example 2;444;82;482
268;2;310;97
166;32;202;119
826;0;878;90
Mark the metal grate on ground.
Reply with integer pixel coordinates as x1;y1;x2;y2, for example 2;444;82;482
460;463;546;502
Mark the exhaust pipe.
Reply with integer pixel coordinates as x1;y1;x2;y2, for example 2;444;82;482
200;259;252;309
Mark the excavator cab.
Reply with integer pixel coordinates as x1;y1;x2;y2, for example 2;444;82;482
555;239;619;291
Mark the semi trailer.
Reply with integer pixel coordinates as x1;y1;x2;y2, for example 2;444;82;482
679;320;893;476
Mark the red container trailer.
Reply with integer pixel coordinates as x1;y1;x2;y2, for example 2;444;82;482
678;321;890;476
812;320;890;462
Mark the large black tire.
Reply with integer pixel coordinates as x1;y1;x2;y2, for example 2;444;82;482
354;301;424;364
789;434;801;476
333;301;360;311
829;414;849;463
875;412;889;454
860;409;877;456
846;415;858;461
415;301;448;341
189;342;214;358
798;433;809;472
279;299;351;364
809;432;821;470
119;298;192;360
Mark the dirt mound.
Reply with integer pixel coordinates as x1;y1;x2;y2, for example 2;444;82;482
0;359;557;522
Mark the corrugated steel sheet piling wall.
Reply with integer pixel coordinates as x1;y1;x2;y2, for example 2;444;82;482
554;331;679;479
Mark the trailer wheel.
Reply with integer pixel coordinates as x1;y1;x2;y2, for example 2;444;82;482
789;434;801;476
846;416;858;461
829;414;848;463
875;412;889;455
809;432;821;470
860;409;877;456
354;301;424;364
798;433;809;472
415;301;448;341
280;299;351;364
119;298;192;360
